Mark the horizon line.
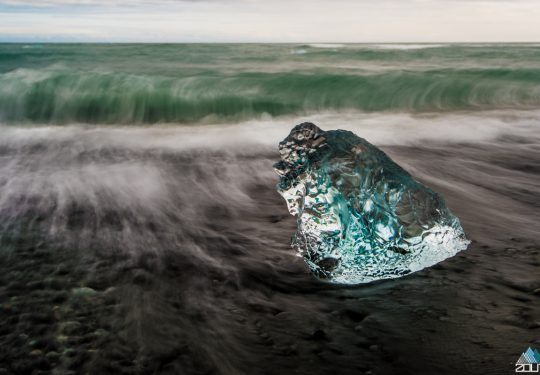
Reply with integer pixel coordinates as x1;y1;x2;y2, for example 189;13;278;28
2;41;540;44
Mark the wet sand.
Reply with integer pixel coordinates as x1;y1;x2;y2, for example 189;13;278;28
0;124;538;375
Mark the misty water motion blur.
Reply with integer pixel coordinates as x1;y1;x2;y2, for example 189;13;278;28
1;43;540;124
0;43;539;375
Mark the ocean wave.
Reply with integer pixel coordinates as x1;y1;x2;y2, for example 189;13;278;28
1;67;540;124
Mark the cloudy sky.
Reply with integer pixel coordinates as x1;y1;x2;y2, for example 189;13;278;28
0;0;539;42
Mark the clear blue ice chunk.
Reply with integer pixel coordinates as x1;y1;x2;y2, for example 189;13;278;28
274;123;470;284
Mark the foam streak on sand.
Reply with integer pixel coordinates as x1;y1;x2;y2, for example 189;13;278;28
0;109;539;373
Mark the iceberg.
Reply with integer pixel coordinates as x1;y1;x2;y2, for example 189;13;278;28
274;123;469;284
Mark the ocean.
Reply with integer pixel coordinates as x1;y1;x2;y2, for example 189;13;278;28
0;43;539;375
1;43;540;123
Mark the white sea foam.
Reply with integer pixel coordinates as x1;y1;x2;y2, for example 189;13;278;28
367;44;446;50
308;44;345;49
2;109;538;152
290;49;307;55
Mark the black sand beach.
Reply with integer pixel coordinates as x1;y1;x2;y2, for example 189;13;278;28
0;120;538;375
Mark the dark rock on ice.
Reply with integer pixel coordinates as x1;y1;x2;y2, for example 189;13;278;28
274;123;469;284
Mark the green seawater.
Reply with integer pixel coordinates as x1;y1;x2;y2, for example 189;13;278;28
1;43;540;124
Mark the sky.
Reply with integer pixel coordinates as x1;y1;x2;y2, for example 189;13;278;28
0;0;539;43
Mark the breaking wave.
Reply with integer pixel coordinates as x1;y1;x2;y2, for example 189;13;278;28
1;67;540;124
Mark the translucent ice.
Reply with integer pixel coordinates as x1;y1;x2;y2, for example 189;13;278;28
274;123;469;284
